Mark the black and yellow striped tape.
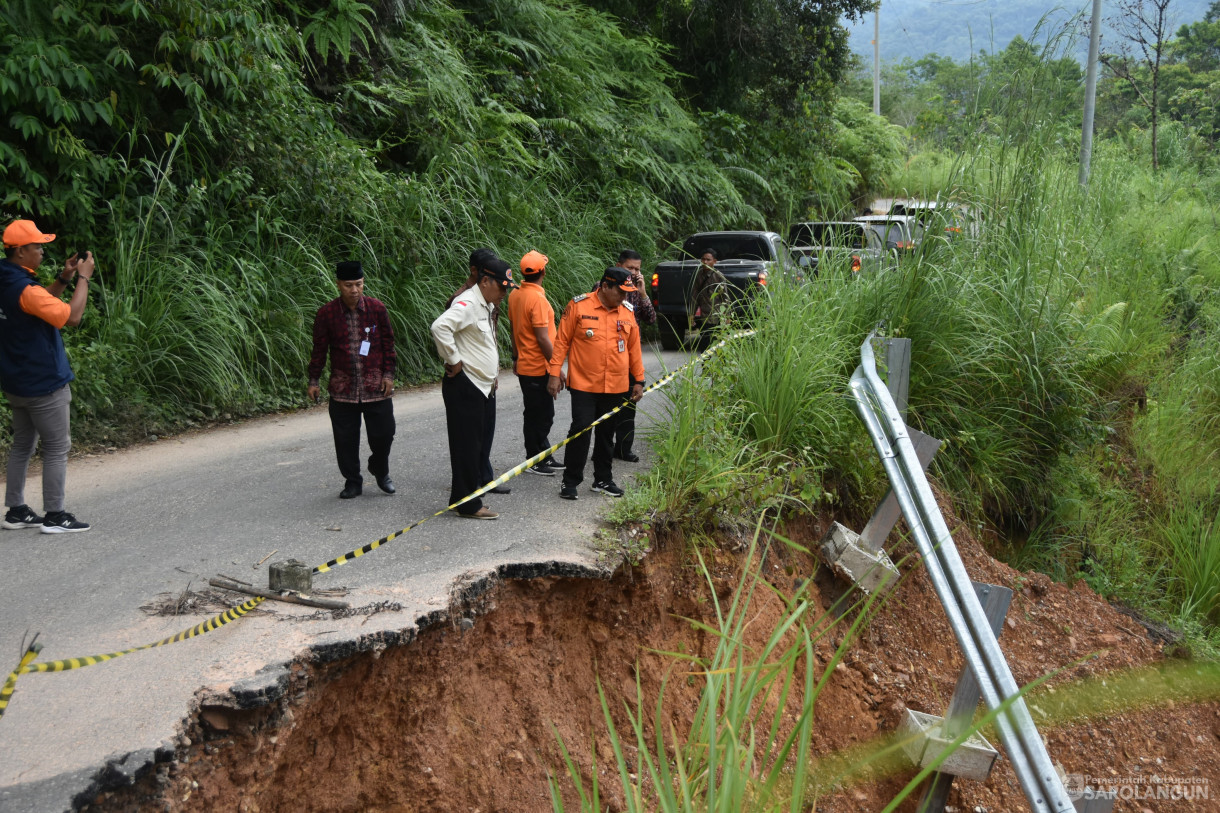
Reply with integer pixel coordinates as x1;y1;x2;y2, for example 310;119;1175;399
313;330;754;573
0;328;753;728
17;598;265;676
0;641;42;723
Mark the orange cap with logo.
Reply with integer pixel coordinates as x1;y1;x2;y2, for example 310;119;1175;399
2;220;56;248
520;250;549;275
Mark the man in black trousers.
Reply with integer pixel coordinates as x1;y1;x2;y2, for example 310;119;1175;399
308;261;397;499
431;256;515;519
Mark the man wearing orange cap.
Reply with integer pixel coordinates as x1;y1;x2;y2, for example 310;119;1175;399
508;250;564;476
0;219;96;533
547;267;645;500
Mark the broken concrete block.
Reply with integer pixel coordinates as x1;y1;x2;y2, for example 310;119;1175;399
268;559;312;593
818;521;899;594
899;708;998;782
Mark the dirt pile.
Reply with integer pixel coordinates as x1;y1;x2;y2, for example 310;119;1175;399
92;507;1220;813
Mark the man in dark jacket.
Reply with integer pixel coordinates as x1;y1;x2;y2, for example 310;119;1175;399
308;261;397;499
611;249;654;462
0;219;95;533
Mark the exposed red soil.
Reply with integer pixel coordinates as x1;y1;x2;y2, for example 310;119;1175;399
91;502;1220;813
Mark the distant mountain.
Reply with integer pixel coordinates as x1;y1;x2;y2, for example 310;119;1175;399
847;0;1212;64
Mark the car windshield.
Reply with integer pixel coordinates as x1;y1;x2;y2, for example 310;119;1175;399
681;234;771;261
865;223;908;247
788;223;867;249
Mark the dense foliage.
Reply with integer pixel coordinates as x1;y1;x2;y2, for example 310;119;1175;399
636;3;1220;648
1;0;899;444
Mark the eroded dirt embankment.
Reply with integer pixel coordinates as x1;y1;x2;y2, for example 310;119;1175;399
92;507;1220;813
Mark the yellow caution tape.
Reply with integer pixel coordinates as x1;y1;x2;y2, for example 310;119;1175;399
314;330;754;573
18;598;265;675
0;327;754;727
0;641;42;723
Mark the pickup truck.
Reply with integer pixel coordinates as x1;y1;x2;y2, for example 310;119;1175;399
649;231;792;350
787;221;888;276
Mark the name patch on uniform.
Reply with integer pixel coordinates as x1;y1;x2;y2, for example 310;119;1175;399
581;314;599;321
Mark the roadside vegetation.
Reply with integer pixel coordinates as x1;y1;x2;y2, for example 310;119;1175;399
6;0;1220;806
625;5;1220;665
0;0;893;447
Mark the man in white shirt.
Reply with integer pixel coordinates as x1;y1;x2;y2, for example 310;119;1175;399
430;256;515;519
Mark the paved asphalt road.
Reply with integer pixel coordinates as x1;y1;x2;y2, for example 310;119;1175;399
0;344;687;812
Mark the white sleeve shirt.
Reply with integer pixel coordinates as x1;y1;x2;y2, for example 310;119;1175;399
430;285;500;396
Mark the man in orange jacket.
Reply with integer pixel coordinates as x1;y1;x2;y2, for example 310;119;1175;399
508;250;564;475
547;267;645;500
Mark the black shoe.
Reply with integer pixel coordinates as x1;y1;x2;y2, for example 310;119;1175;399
592;480;625;498
527;463;556;476
376;475;396;494
339;482;363;499
559;484;579;500
3;504;44;530
489;484;511;494
40;510;90;534
616;451;641;463
543;457;564;469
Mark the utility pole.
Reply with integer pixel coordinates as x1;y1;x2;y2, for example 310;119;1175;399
873;6;881;115
1080;0;1103;186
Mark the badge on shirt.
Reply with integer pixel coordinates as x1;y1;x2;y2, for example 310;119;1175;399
617;338;626;353
360;326;372;356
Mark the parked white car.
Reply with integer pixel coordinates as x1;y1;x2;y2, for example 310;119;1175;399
787;221;889;275
853;214;924;257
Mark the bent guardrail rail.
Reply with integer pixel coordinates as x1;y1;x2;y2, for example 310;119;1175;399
849;331;1077;813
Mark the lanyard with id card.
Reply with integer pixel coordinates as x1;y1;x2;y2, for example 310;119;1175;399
616;319;626;353
360;325;375;356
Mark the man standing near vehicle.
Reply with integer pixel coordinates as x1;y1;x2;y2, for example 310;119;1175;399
432;256;515;519
548;267;645;500
610;249;654;463
0;219;95;533
508;250;564;475
693;247;729;327
447;248;510;495
308;261;397;500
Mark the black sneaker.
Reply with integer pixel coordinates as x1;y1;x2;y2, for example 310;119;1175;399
40;511;91;534
3;505;44;530
559;484;579;500
592;480;625;498
527;463;556;476
544;457;564;469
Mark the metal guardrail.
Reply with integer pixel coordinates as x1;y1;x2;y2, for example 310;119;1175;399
849;332;1076;813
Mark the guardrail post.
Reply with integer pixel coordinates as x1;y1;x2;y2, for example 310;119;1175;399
858;427;941;554
882;337;912;419
917;581;1011;812
851;330;1078;811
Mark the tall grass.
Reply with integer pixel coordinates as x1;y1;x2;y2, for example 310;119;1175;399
548;525;895;812
1162;503;1220;624
635;30;1220;642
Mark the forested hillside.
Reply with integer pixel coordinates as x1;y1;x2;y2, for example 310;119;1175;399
1;0;901;444
847;0;1211;62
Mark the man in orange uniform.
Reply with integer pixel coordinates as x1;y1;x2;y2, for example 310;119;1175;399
0;219;96;533
508;250;564;475
547;267;645;499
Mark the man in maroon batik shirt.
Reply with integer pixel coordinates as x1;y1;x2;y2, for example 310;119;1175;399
308;261;397;499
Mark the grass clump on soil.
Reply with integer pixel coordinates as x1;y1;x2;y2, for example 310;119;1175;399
549;524;903;812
